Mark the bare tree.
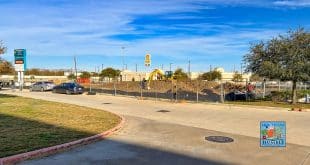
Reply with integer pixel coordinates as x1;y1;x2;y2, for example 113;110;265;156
0;40;7;55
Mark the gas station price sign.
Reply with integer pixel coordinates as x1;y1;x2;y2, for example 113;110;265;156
14;49;27;71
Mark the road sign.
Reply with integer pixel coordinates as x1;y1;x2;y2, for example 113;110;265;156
145;53;151;67
14;64;24;72
14;49;26;71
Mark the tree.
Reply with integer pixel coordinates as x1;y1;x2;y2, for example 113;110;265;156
173;68;188;80
91;72;99;77
30;75;35;80
100;67;121;82
79;71;91;79
199;70;222;81
232;72;243;82
244;28;310;104
250;74;263;82
0;41;13;75
0;60;14;75
67;73;76;80
25;69;64;76
25;68;40;75
0;40;7;55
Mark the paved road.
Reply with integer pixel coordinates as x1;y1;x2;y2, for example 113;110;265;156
1;90;310;165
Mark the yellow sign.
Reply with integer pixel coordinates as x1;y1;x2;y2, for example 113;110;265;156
145;53;151;67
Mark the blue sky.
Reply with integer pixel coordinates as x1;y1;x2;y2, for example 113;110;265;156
0;0;309;72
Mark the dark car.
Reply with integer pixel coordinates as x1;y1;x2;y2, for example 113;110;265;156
225;91;247;101
52;82;84;94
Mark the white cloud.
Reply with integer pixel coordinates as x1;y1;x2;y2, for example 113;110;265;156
273;0;310;7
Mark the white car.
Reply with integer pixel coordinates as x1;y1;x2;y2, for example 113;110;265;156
29;81;55;92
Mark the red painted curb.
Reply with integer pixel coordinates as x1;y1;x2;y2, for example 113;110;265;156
0;115;125;165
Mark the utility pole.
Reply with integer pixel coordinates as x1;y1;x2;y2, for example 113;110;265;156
74;56;77;80
121;46;125;71
188;60;191;73
135;64;138;72
170;63;173;72
161;64;164;70
209;65;212;72
188;60;191;77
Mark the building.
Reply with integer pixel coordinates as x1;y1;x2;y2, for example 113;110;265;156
119;67;251;82
214;67;251;82
120;70;149;81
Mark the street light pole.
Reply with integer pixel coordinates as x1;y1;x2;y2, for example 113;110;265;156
74;56;77;81
121;46;125;71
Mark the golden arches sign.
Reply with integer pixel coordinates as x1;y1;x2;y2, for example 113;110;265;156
145;53;151;67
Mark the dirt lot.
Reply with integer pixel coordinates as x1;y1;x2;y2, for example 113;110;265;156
84;80;222;102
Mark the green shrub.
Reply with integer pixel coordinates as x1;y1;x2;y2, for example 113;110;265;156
269;90;310;102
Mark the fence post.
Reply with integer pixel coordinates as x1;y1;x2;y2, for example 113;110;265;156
126;82;128;96
263;80;266;99
155;81;158;102
223;82;226;102
113;78;116;96
101;77;103;94
171;80;173;101
176;81;178;102
140;75;142;98
196;80;199;103
89;77;92;93
220;81;224;103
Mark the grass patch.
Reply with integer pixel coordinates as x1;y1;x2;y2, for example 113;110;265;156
225;100;310;109
0;94;121;158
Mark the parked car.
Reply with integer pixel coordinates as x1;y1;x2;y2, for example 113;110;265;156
29;81;55;92
225;91;247;101
52;82;84;94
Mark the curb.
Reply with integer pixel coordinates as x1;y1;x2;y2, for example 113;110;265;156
0;115;125;165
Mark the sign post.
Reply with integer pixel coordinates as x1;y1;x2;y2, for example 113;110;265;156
14;49;27;91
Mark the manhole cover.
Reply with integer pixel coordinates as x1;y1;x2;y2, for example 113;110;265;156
157;110;170;113
103;103;112;104
205;136;234;143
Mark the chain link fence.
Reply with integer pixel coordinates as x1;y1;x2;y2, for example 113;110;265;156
84;78;310;104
